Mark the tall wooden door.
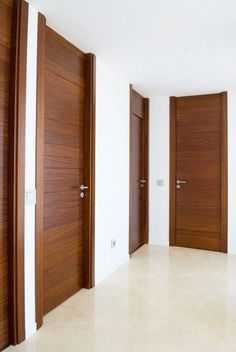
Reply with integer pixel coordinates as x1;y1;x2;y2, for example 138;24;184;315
129;87;149;254
43;26;85;315
0;1;13;348
0;0;28;347
170;93;227;252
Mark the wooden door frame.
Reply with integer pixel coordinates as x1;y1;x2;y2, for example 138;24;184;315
8;0;28;345
129;85;149;254
169;92;228;253
35;14;96;328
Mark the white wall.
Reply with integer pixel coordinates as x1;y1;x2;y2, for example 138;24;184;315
149;92;236;255
24;4;38;338
95;58;130;283
149;97;169;246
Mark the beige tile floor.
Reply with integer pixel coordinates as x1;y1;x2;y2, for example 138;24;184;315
6;245;236;352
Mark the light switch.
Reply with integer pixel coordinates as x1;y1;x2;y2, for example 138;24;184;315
157;179;164;187
25;189;36;205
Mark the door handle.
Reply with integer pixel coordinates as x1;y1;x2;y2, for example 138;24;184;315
176;180;186;184
80;185;89;190
140;179;147;183
71;185;89;190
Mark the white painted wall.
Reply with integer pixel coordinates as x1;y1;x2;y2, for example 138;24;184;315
95;58;130;283
149;92;236;255
24;4;38;338
149;97;169;246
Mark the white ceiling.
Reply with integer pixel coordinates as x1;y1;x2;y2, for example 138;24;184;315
28;0;236;97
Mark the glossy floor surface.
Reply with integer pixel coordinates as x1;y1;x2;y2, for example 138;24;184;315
6;245;236;352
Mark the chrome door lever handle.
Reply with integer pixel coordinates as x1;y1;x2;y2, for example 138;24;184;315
80;185;89;190
176;180;186;184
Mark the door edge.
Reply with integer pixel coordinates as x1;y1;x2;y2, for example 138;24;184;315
220;91;228;253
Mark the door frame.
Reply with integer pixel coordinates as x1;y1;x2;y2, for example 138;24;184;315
8;0;28;345
129;85;149;254
35;14;96;328
169;92;228;253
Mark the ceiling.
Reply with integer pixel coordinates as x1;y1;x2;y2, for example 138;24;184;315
28;0;236;97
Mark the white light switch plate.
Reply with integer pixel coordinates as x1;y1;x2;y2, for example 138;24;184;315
25;189;36;205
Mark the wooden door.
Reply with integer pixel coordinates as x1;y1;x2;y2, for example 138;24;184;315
0;0;28;347
36;16;95;323
0;1;13;348
42;26;86;315
129;87;149;254
170;93;227;252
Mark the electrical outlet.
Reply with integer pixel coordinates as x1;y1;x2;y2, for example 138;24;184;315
111;238;116;249
157;179;164;187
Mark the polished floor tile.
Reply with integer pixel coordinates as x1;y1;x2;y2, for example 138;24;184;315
6;245;236;352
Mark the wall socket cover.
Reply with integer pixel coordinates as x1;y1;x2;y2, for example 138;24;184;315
111;239;116;249
25;189;37;205
157;179;164;186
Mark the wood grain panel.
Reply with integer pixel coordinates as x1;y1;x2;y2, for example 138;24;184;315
0;1;12;48
170;93;228;252
35;13;46;329
8;0;28;343
129;87;149;255
0;1;12;348
45;26;85;88
45;71;84;126
43;25;85;316
131;88;144;118
129;114;144;253
36;15;96;327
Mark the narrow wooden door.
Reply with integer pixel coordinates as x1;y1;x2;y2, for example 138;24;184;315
0;1;13;348
42;26;87;315
0;0;28;346
129;87;149;254
170;93;227;252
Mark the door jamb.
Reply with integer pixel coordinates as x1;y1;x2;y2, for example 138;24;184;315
143;97;149;246
169;97;176;246
35;14;96;328
221;92;228;253
8;0;28;344
84;53;96;289
169;93;228;253
35;12;45;329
